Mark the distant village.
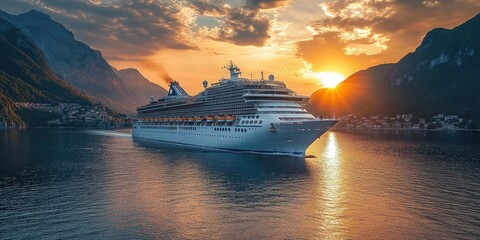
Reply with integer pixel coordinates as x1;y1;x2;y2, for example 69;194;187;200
1;102;132;129
2;102;478;130
336;113;478;130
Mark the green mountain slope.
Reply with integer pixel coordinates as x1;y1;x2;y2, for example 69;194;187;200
0;10;167;114
0;17;91;126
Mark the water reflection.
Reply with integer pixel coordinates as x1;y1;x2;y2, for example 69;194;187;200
113;138;314;238
1;129;480;239
318;132;345;239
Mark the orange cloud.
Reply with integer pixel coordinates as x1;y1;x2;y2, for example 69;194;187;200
299;0;480;76
1;0;479;96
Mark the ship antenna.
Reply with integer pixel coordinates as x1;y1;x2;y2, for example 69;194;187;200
261;71;264;81
227;60;241;80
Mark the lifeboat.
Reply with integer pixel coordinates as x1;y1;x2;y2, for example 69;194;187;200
217;116;226;123
188;117;195;122
178;117;186;122
159;117;164;122
206;116;215;122
226;115;236;123
175;117;182;122
195;116;204;123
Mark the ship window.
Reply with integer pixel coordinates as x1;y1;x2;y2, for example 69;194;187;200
259;120;263;124
256;116;259;119
254;120;257;124
250;120;253;124
241;120;245;124
228;128;231;132
247;116;251;119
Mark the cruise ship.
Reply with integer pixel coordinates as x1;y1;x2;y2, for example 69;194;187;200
132;62;337;156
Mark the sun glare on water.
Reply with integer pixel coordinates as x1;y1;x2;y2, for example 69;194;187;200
313;72;345;88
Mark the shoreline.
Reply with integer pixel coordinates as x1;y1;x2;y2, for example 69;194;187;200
332;127;480;132
0;126;132;130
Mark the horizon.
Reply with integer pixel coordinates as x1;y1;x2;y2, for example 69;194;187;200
0;1;479;96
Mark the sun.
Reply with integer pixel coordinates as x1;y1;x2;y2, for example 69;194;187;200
313;72;345;88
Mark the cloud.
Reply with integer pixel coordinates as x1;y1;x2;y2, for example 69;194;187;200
1;0;291;55
0;0;197;58
189;0;290;47
245;0;290;10
297;32;376;75
217;8;271;46
188;0;226;16
1;0;478;95
298;0;480;74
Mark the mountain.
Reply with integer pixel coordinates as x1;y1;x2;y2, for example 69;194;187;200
309;13;480;119
115;68;168;102
308;64;396;117
0;17;91;126
0;10;167;114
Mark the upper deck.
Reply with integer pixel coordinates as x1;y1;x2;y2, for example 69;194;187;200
136;62;309;118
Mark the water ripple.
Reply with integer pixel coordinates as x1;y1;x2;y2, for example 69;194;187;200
0;129;479;239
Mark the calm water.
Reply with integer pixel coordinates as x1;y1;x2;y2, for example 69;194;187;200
1;129;479;239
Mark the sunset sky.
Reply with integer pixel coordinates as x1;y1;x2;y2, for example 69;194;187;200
1;0;479;95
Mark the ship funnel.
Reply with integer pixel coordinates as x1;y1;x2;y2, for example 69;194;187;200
167;80;189;97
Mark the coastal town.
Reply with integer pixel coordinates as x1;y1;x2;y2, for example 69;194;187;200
335;113;479;130
0;102;132;129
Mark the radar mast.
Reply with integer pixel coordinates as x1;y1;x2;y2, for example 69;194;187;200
223;61;242;80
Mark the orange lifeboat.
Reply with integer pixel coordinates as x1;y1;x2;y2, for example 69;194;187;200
195;116;204;123
188;117;195;122
217;116;226;123
226;115;236;122
206;116;215;122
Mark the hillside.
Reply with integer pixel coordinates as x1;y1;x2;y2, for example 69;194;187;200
116;68;168;104
0;10;167;114
308;64;395;117
309;13;480;119
0;17;91;127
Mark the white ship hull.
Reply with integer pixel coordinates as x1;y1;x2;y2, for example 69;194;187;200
132;118;337;156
